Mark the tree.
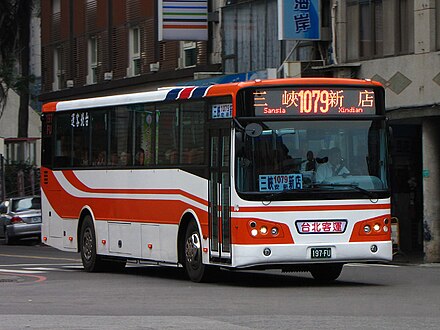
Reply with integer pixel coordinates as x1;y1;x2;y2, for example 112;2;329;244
0;0;34;138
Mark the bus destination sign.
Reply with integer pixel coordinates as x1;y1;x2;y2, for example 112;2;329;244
253;88;376;116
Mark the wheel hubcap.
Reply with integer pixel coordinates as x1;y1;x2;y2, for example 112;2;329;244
82;228;93;261
185;233;201;267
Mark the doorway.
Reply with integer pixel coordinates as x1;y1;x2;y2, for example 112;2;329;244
390;125;423;254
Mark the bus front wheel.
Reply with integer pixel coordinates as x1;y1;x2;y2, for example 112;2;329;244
184;220;207;282
310;263;343;282
80;215;127;272
80;215;106;272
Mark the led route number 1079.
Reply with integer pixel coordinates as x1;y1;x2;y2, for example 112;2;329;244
282;89;344;114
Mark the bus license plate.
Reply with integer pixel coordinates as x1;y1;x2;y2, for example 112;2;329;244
311;247;332;259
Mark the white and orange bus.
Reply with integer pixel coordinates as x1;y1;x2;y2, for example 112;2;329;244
41;78;392;282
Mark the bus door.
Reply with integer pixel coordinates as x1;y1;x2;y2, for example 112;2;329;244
209;127;232;263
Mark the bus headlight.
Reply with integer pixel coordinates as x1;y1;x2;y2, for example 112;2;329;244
260;226;268;234
363;225;371;233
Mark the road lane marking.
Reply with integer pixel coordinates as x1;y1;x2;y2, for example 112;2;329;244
0;253;80;262
23;267;80;272
0;268;45;274
0;263;82;267
346;263;400;268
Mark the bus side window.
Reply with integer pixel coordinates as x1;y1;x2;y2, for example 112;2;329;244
181;101;206;165
54;114;72;168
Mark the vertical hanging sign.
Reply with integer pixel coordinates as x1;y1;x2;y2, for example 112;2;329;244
158;0;208;41
278;0;321;40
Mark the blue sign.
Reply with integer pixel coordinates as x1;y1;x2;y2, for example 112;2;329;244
278;0;321;40
259;174;303;192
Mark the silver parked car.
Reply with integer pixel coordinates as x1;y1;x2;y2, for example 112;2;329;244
0;196;41;244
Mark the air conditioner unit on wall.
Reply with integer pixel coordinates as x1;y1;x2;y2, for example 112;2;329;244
283;60;325;78
66;80;74;88
104;72;113;80
149;62;160;72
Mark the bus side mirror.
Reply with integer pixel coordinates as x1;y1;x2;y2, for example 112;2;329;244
245;123;262;137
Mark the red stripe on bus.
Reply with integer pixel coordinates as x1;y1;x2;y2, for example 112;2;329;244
62;170;209;207
41;169;209;235
178;87;196;99
42;102;58;113
233;204;390;213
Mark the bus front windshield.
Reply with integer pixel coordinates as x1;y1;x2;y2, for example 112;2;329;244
235;120;389;200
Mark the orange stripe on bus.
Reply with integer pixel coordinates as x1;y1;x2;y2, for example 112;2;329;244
234;204;390;213
41;169;209;236
62;170;209;207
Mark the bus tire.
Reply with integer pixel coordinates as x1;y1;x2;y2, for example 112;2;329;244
310;263;343;282
184;220;208;282
80;215;105;272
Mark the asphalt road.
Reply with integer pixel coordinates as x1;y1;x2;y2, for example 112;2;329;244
0;240;439;329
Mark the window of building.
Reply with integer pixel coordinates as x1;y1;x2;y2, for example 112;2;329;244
87;36;98;84
396;0;414;54
347;0;383;60
128;27;141;76
53;47;64;91
52;0;61;14
180;41;197;68
347;0;414;60
436;0;440;50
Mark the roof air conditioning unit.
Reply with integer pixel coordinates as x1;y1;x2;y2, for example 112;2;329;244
66;80;74;88
104;72;113;80
150;62;160;72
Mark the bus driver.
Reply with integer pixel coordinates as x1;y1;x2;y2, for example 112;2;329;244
316;147;350;182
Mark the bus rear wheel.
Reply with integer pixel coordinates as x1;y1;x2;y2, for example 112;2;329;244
310;263;343;282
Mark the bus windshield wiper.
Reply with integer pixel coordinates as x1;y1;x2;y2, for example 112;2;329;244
312;183;377;199
266;188;299;200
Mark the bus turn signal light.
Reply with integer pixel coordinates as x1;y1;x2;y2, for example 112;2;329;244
350;215;391;242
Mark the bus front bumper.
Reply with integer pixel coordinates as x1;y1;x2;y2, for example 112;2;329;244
230;241;393;268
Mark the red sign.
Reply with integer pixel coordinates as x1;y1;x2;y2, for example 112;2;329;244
296;220;347;234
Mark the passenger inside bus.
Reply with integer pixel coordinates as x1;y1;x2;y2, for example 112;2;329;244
316;147;350;182
135;148;145;166
301;150;316;172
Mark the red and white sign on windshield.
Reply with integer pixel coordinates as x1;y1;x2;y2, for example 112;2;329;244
296;220;347;234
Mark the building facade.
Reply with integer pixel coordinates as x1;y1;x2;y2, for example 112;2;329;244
39;0;440;262
39;0;222;102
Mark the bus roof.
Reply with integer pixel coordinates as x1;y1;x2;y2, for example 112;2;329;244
42;77;383;113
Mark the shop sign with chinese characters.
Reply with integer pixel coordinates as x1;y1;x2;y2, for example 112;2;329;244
278;0;320;40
